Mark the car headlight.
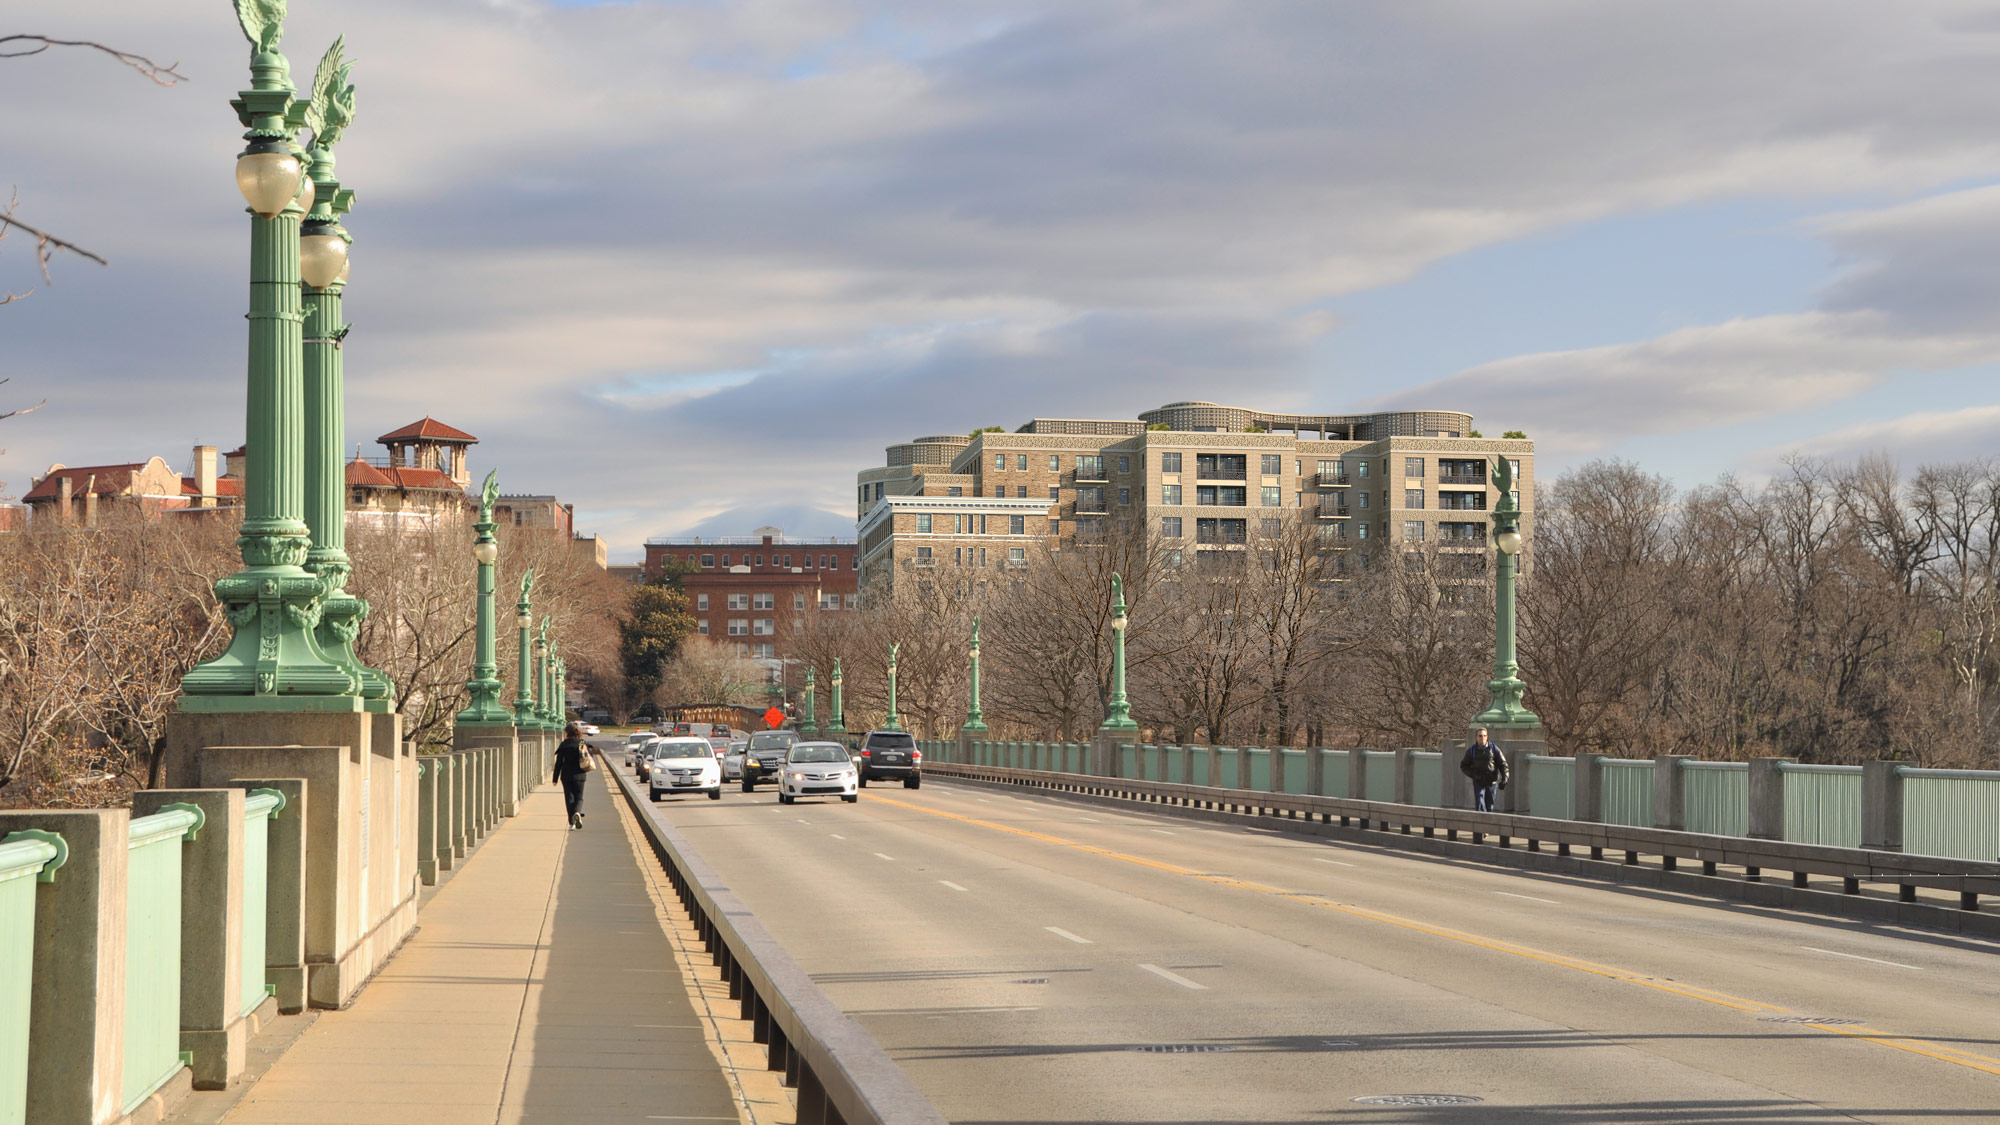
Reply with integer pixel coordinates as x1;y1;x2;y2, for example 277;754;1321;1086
789;771;805;781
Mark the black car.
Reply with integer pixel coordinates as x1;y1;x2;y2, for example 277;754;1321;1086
739;729;800;791
856;730;921;789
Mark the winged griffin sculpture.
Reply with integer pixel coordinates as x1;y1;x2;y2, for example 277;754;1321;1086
304;37;357;148
235;0;287;54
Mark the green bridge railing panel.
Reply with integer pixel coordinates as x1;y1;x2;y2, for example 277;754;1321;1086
241;790;285;1018
1601;759;1655;828
0;833;62;1125
1782;765;1862;849
124;805;201;1113
1683;762;1748;836
1903;772;2000;863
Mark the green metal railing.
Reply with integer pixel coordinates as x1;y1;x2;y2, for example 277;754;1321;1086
1526;755;1575;818
1320;750;1350;797
1780;763;1862;848
1279;749;1309;795
0;831;65;1125
1411;751;1443;807
124;805;203;1114
1682;762;1748;836
1362;751;1396;803
1601;759;1655;827
1900;769;2000;863
240;790;286;1018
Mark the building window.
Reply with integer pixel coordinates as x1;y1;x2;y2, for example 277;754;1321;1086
1357;523;1369;540
1049;486;1060;499
1119;487;1130;505
728;594;749;610
753;593;775;610
1295;491;1303;508
978;548;987;567
1015;486;1028;499
874;482;884;500
948;486;962;497
1160;452;1182;473
728;619;749;636
1196;485;1247;506
701;554;714;568
1261;486;1281;507
1017;454;1028;471
994;453;1006;470
845;592;859;606
1009;547;1026;562
852;556;859;569
1162;483;1182;505
1405;489;1425;510
1260;518;1280;537
1118;455;1130;473
1049;518;1060;533
696;594;709;611
735;643;750;657
1440;521;1487;542
820;593;840;610
1049;455;1060;471
1261;454;1282;475
1009;515;1025;535
1357;461;1370;479
1077;454;1104;478
753;643;775;659
782;554;791;567
1405;520;1427;541
916;546;933;560
1318;459;1342;481
1405;457;1426;478
721;554;731;566
697;619;709;635
793;592;806;610
1077;486;1106;512
753;618;774;635
917;513;932;533
1195;453;1247;480
1358;492;1370;510
1161;516;1183;538
1195;518;1247;544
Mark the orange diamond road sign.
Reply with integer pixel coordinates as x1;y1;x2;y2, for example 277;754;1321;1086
764;707;785;728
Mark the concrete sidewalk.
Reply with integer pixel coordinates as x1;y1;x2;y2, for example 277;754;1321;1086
214;773;744;1124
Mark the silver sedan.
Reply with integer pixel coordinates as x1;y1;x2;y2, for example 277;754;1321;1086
777;742;859;805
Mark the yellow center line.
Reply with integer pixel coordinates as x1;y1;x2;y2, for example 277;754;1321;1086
864;791;2000;1079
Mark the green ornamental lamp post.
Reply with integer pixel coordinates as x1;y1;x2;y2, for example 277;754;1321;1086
534;620;553;730
800;665;818;735
513;570;538;727
546;637;562;727
296;38;390;711
456;472;512;724
962;616;987;733
1474;455;1541;730
555;657;569;726
881;642;903;732
1100;573;1137;731
182;0;357;709
827;658;846;735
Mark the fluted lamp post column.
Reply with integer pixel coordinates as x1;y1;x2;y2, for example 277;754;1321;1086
298;37;390;711
882;642;903;732
513;571;537;726
1100;574;1137;731
962;616;987;733
827;658;846;736
456;472;512;724
182;0;357;710
800;665;818;735
1474;455;1541;733
555;657;569;727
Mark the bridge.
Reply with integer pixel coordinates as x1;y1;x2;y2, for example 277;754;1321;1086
8;727;1997;1123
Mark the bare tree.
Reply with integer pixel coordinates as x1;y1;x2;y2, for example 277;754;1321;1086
659;638;768;706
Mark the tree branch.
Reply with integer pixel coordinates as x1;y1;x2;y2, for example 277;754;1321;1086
0;35;185;85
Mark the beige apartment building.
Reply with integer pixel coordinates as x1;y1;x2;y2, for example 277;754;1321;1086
856;401;1531;591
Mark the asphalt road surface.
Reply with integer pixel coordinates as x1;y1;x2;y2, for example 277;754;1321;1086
615;754;2000;1124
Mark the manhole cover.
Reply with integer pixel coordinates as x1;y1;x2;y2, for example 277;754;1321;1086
1758;1016;1862;1026
1127;1044;1236;1053
1351;1095;1484;1107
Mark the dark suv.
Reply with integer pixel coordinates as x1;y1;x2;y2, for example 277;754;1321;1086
856;730;921;789
740;729;800;791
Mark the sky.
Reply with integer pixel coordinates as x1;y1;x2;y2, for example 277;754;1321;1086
7;0;2000;561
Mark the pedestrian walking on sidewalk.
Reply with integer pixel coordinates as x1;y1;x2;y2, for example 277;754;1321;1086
1460;728;1510;814
554;722;592;829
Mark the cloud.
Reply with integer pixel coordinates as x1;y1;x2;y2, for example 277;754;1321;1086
1752;403;2000;468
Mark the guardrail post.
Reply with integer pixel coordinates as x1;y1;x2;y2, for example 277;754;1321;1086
1235;746;1253;790
956;729;971;766
1573;754;1605;823
1747;757;1791;840
0;809;126;1125
451;751;471;858
1393;748;1415;806
1863;761;1905;852
1305;747;1325;796
1095;730;1135;778
134;788;246;1090
1268;746;1285;793
1440;742;1473;809
1653;756;1690;831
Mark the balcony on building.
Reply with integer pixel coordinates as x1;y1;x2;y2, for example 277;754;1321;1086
1437;459;1487;486
1073;455;1108;482
1075;485;1108;514
1317;495;1351;518
1195;453;1248;481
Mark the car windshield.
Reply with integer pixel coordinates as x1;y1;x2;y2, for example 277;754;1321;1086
868;733;916;749
655;743;710;759
748;732;797;751
788;745;849;764
728;742;747;752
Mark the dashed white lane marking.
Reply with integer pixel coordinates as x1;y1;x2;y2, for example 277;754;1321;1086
1138;963;1207;990
829;833;846;840
1045;926;1092;944
1151;829;1175;835
1803;947;1920;970
1494;891;1561;905
874;852;896;861
796;818;809;823
939;880;968;892
1314;857;1356;867
1079;816;1101;822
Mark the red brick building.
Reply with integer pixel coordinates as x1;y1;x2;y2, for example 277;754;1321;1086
642;530;858;667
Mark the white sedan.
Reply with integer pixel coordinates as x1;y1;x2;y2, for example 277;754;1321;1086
647;737;722;801
777;742;859;805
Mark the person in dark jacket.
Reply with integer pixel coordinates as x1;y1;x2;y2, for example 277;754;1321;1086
553;723;590;829
1460;727;1510;813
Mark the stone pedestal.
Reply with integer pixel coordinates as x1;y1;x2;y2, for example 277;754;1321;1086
166;709;416;1011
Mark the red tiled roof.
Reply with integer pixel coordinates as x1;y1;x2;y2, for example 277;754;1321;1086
181;477;245;497
22;464;142;502
376;416;477;444
345;460;463;492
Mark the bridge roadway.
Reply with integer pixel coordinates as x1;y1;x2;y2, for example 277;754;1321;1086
616;755;2000;1124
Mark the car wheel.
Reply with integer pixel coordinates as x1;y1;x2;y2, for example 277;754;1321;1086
905;776;920;789
858;775;868;788
842;794;858;803
742;779;754;793
648;789;661;801
778;792;792;805
708;788;722;801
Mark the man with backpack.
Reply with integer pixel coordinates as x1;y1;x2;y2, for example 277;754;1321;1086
1460;728;1510;813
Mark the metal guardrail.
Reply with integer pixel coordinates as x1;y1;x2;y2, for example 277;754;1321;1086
921;761;2000;915
601;752;947;1125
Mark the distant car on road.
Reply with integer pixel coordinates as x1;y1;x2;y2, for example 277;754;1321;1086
720;739;748;782
777;742;858;805
624;732;655;767
857;730;921;789
579;722;601;736
646;737;722;801
740;729;800;791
